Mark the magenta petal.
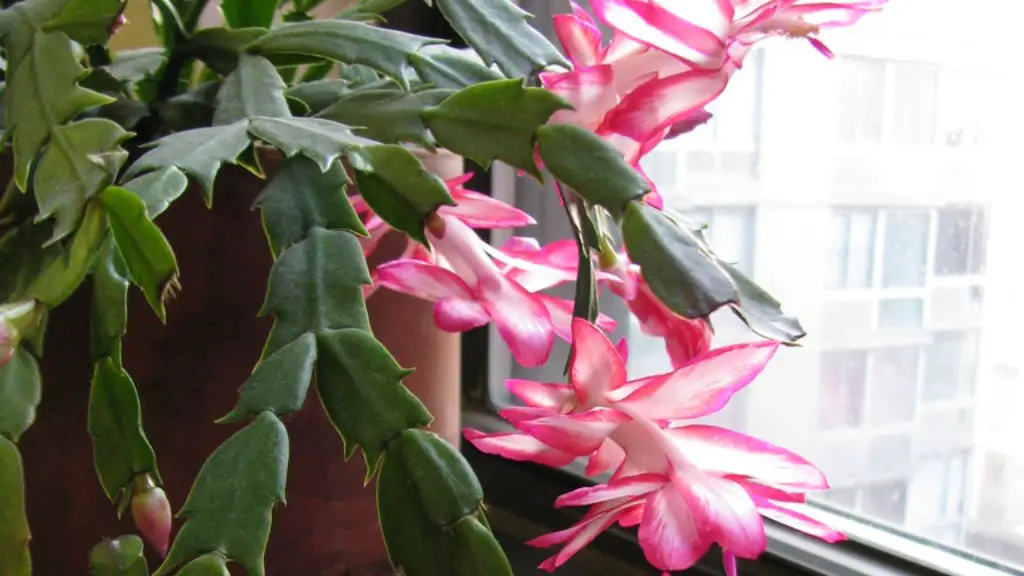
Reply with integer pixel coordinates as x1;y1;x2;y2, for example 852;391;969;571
615;338;630;365
638;484;710;571
441;188;536;228
514;409;631;456
570;319;627;404
376;260;474;302
530;499;641;571
481;278;555;367
539;295;618;342
463;429;577;468
586;437;626;477
724;551;738;576
684;474;766;560
434;296;490;332
669;425;829;490
589;0;728;66
600;68;729;143
553;9;604;67
609;341;778;420
556;473;667;508
506;378;574;410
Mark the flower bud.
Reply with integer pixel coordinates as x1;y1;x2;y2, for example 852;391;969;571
0;301;40;369
130;474;172;557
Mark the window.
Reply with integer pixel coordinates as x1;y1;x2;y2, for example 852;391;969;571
829;210;876;289
862;480;910;525
492;2;1022;574
935;206;988;276
868;347;920;426
819;351;868;429
924;331;979;402
837;57;886;143
836;57;940;146
881;209;931;288
877;298;923;329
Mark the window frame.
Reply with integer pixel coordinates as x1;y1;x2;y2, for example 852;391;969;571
451;2;1018;575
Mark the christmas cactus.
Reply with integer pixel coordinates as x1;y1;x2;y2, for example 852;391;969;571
0;0;885;575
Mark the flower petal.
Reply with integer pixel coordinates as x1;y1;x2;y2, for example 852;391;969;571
638;484;710;571
553;3;604;67
590;0;730;66
531;499;642;571
506;378;574;410
376;260;475;302
434;296;490;332
482;278;555;367
684;473;766;559
441;188;536;229
463;429;577;468
600;68;730;143
556;473;667;508
758;501;846;543
587;438;627;477
570;319;628;405
609;341;778;420
668;425;829;490
539;294;618;342
514;409;631;456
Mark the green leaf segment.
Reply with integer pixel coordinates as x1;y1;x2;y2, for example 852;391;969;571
0;0;804;573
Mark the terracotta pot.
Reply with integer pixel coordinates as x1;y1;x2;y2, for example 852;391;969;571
17;150;464;574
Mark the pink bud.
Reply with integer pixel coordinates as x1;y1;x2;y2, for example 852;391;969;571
0;325;13;369
131;476;172;557
0;301;39;369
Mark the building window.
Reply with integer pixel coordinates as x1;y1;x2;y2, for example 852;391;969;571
924;331;979;402
878;298;924;329
934;206;988;276
819;350;868;429
890;62;940;145
881;209;931;288
836;57;940;146
837;57;886;143
828;209;876;289
868;347;920;426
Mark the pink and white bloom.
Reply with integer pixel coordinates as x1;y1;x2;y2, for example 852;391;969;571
377;217;619;364
377;214;557;366
607;253;714;369
542;0;886;177
355;172;535;261
466;319;839;574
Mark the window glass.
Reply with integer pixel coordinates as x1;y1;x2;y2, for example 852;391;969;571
829;210;876;289
819;351;868;429
935;207;988;276
868;347;920;425
837;58;886;143
878;298;924;329
924;331;979;402
881;210;931;288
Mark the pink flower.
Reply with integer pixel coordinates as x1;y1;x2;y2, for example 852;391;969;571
130;474;172;557
377;214;556;366
354;172;535;260
377;217;620;364
466;319;838;573
608;254;713;369
542;0;885;173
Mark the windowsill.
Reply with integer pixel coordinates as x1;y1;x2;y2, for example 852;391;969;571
462;408;1020;576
